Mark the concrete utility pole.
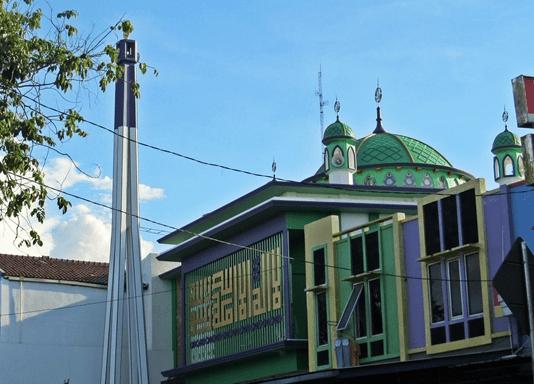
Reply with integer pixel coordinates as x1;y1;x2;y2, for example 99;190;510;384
100;39;149;384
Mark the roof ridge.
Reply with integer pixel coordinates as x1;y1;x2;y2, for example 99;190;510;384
0;253;109;266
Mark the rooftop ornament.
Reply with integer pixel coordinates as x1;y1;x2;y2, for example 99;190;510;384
373;80;386;134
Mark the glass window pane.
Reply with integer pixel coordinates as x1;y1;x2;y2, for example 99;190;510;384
449;322;465;342
430;326;446;345
354;284;367;338
442;195;459;250
314;248;326;286
423;201;441;255
369;279;383;335
366;231;380;271
448;259;463;318
317;292;328;346
351;237;364;275
460;189;478;245
468;317;485;338
429;263;444;323
359;342;368;359
317;350;329;366
370;340;384;357
466;254;483;315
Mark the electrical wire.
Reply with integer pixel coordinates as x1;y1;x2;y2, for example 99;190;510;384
22;95;534;199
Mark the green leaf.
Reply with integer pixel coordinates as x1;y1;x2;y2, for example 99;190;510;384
139;62;147;74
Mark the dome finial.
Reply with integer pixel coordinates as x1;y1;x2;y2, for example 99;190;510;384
502;105;509;131
373;80;386;134
334;96;340;121
375;79;382;105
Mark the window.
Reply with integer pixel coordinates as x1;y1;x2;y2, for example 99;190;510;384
348;147;356;170
317;291;329;346
314;248;326;286
493;157;500;180
347;231;385;360
351;230;380;275
422;188;478;256
312;246;330;367
420;181;489;353
428;253;484;345
503;155;514;176
350;279;384;359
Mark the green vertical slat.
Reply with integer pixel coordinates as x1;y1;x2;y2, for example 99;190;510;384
185;233;285;364
171;278;178;367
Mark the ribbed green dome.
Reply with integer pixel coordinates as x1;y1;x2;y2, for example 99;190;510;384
322;118;355;144
355;133;453;167
492;129;521;152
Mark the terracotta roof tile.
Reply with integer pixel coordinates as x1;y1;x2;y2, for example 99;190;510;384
0;254;109;286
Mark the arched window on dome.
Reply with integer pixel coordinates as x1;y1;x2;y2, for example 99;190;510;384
364;174;376;186
403;173;416;187
518;155;524;177
493;157;500;180
383;172;396;187
422;173;434;188
348;147;356;170
503;155;514;176
324;149;330;173
438;176;447;189
331;146;345;167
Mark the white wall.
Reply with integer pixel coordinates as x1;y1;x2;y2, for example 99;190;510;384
0;253;179;384
0;277;107;384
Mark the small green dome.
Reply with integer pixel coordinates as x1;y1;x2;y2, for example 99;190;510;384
492;129;521;153
323;118;356;144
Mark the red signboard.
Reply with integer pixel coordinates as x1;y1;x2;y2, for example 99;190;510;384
512;75;534;127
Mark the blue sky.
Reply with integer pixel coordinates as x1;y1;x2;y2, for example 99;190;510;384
1;0;533;260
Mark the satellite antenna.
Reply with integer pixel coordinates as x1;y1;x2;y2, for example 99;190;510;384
316;66;329;154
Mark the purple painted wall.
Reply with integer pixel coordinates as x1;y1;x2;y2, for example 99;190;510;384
510;182;534;249
180;214;286;274
402;219;426;350
483;185;514;335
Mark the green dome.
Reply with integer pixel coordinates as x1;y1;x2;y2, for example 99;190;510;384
322;118;355;144
355;133;453;167
492;129;521;153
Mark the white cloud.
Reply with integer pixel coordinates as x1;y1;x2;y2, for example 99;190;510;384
0;209;59;257
139;184;166;201
43;157;112;192
43;157;165;202
49;205;154;263
0;156;160;262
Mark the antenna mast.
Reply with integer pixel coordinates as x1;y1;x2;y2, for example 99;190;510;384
316;66;328;153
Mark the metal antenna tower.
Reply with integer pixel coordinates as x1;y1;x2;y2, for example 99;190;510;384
315;66;328;152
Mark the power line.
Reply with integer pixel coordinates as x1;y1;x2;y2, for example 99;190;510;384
23;95;534;199
10;170;499;286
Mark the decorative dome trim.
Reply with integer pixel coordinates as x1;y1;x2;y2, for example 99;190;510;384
492;130;521;153
322;118;356;144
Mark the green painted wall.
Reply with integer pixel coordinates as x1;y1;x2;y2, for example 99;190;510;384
288;229;308;339
333;224;400;364
184;349;306;384
286;211;329;230
381;224;400;357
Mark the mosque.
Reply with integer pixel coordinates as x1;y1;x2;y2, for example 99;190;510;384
157;86;532;383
